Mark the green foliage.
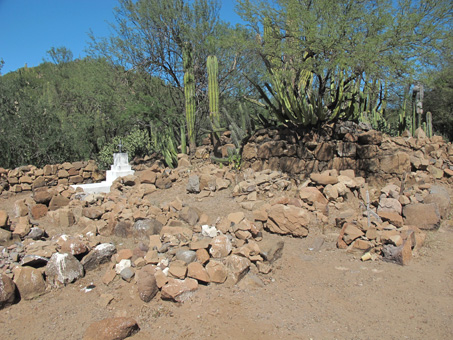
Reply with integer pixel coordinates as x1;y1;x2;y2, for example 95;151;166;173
236;0;452;127
423;61;453;141
0;55;182;168
97;129;152;169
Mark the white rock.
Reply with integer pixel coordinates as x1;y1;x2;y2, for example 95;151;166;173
115;259;132;274
201;225;218;238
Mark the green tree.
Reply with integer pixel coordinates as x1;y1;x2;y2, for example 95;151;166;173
236;0;452;126
87;0;244;148
424;63;453;141
45;46;74;64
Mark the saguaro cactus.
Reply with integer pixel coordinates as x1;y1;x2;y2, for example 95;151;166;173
183;43;196;153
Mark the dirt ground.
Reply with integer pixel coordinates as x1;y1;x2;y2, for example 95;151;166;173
0;179;452;340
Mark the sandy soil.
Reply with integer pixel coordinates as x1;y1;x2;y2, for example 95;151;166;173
0;179;452;340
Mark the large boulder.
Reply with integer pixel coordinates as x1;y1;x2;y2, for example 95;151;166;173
81;243;116;271
83;317;140;340
266;204;310;237
161;278;198;302
0;274;17;309
13;266;46;300
45;253;84;286
136;266;158;303
403;203;441;230
133;219;163;238
424;185;451;219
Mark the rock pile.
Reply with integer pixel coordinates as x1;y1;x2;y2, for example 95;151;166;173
0;161;104;195
0;162;287;311
1;124;452;340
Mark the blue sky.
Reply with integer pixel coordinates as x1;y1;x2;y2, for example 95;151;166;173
0;0;243;75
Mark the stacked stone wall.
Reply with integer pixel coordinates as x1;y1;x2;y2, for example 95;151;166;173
242;123;453;181
0;160;105;194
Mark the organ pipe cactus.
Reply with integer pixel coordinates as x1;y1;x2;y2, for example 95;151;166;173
207;55;220;139
426;111;433;138
183;43;196;153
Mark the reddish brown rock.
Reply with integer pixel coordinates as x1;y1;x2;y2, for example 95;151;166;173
33;189;53;205
13;216;31;238
209;235;232;258
378;210;403;228
13;266;46;300
48;195;70;211
138;170;157;184
227;211;245;225
59;237;88;256
196;248;210;265
161;278;198;302
0;274;17;309
30;204;48;220
187;262;210;283
299;187;328;206
403;203;440;230
266;204;310;237
168;260;188;279
83;207;104;220
83;317;140;340
310;173;338;185
205;260;228;283
342;223;364;244
0;210;9;228
224;254;250;285
136;266;158;302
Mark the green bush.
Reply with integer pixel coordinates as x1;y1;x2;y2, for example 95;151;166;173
97;129;152;169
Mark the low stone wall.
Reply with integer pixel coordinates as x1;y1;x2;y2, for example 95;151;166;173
241;123;453;181
0;161;105;194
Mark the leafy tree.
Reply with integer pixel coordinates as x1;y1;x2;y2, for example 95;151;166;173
424;63;453;141
87;0;245;149
235;0;452;127
45;46;74;64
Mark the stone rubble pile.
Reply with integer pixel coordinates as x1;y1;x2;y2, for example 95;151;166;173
1;124;452;340
0;162;287;311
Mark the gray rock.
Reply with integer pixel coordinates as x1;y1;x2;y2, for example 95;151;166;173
120;267;135;282
259;237;284;263
25;227;45;240
9;252;19;262
186;175;200;193
133;219;163;238
179;206;199;226
81;243;116;271
0;228;12;246
175;250;197;264
45;252;84;286
114;220;133;238
424;185;451;219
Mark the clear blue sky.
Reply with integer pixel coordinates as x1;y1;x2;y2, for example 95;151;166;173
0;0;243;75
